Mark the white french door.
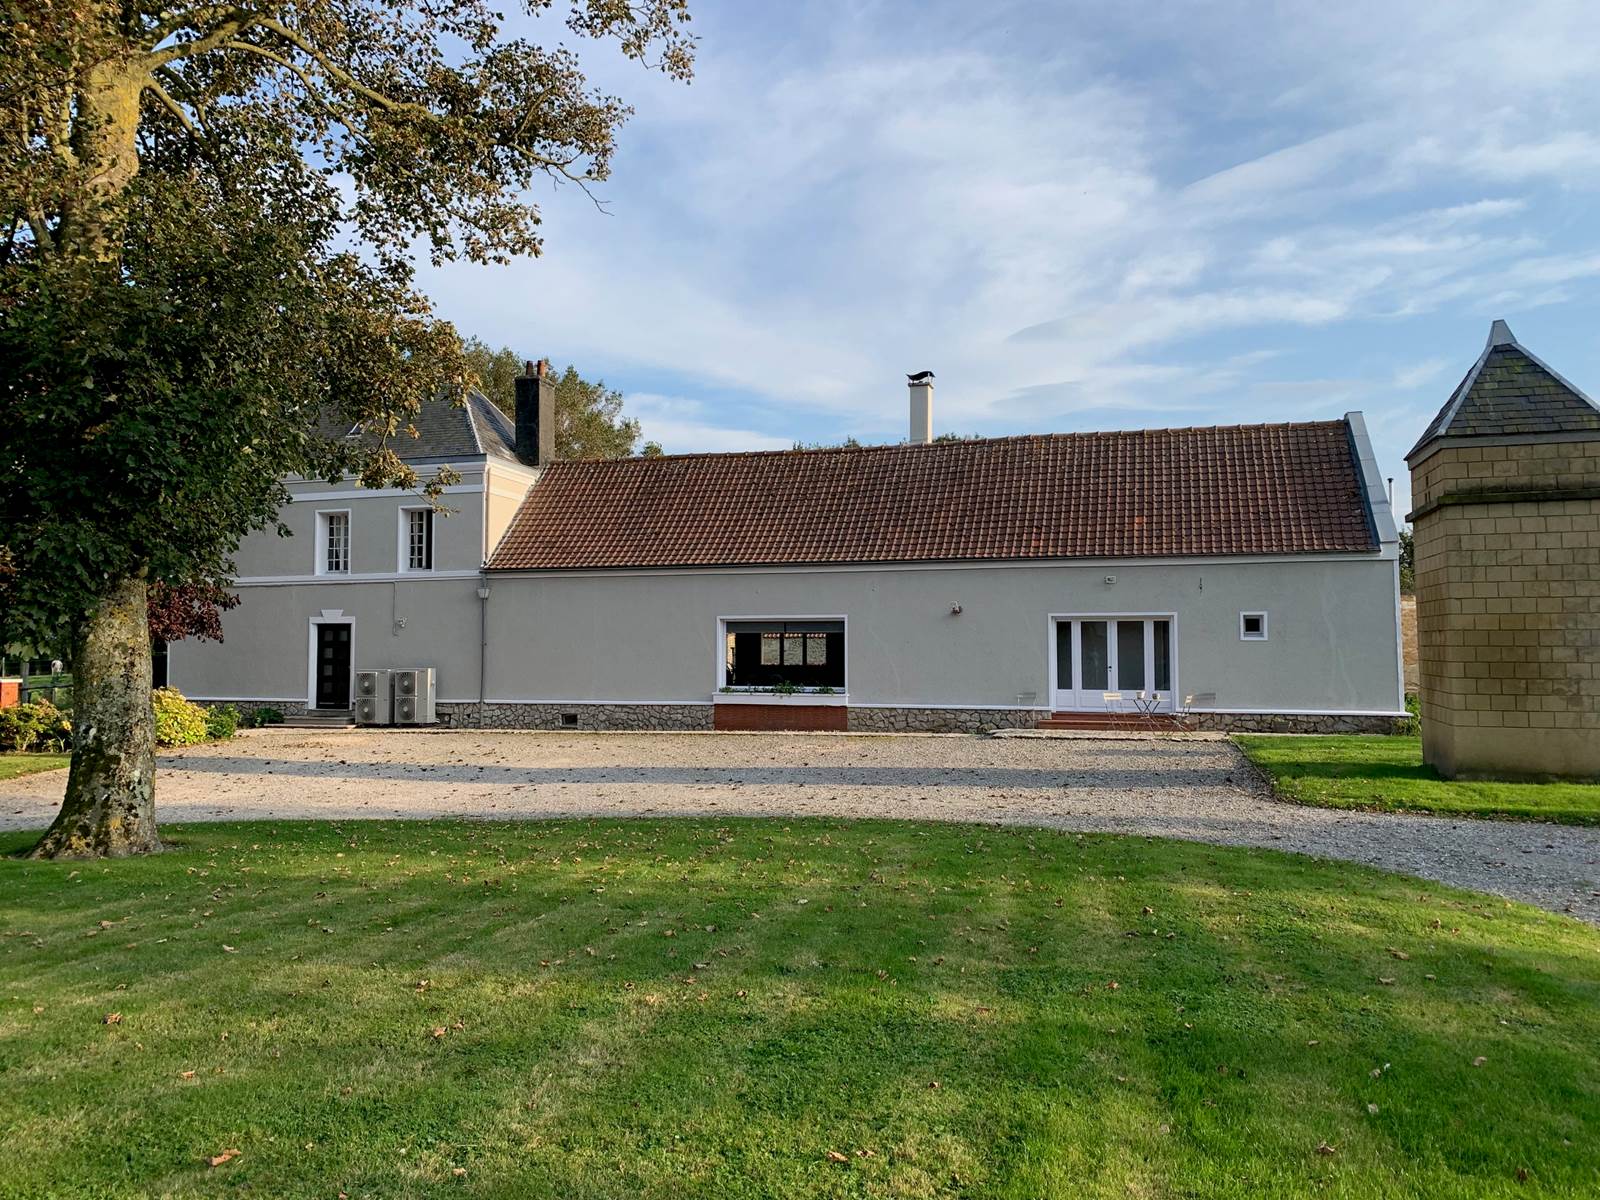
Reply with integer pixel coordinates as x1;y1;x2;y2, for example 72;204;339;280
1051;617;1174;711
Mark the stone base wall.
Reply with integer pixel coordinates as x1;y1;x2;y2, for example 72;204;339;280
848;707;1046;733
435;702;713;731
1187;712;1408;734
407;702;1406;736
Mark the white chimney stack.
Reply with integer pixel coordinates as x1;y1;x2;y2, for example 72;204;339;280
907;371;934;444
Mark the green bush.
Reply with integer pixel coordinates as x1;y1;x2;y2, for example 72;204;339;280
0;698;72;753
1398;692;1422;736
204;704;240;741
256;706;285;726
152;688;209;746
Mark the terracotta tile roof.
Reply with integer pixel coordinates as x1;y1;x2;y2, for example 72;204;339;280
1409;322;1600;459
487;420;1376;570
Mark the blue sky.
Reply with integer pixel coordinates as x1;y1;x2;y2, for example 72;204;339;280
417;0;1600;516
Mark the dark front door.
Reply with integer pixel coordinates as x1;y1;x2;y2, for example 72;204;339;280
315;623;352;709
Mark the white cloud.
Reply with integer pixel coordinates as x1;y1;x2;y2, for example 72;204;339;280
626;393;794;455
424;0;1600;477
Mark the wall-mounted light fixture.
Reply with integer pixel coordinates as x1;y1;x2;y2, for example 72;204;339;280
1103;575;1117;586
950;603;963;615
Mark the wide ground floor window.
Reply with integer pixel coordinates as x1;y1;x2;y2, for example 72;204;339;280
724;619;845;689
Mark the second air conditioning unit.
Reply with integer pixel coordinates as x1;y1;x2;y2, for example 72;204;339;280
353;669;392;725
392;666;436;725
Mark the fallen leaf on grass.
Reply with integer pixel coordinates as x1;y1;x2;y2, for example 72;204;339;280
826;1150;849;1163
179;1070;196;1080
208;1149;240;1167
103;1012;122;1025
1378;977;1396;986
222;945;237;953
1388;947;1411;960
1472;1056;1487;1067
430;1026;447;1039
1315;1142;1337;1157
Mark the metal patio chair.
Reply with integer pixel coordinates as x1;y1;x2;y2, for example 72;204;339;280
1177;691;1217;732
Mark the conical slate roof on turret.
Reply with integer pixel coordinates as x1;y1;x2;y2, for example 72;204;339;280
1407;320;1600;461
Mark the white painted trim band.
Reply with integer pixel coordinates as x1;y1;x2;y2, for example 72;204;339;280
231;570;483;586
291;483;481;503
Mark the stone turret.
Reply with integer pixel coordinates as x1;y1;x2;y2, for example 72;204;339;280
1406;320;1600;778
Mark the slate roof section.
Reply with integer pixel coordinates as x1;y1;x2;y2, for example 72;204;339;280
488;420;1376;571
329;390;522;464
1408;321;1600;460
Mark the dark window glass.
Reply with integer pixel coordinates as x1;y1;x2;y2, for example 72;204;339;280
1055;621;1073;690
1116;620;1146;691
1154;621;1171;691
725;620;845;688
1081;621;1109;691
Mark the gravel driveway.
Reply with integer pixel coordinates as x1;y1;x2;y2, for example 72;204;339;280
5;729;1597;924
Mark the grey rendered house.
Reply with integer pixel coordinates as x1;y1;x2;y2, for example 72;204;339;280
173;370;1406;732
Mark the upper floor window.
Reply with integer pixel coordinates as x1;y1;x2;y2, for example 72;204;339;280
318;510;350;575
1239;611;1268;641
403;508;434;572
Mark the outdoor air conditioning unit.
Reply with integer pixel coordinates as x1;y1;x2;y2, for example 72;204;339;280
353;670;392;725
391;667;436;725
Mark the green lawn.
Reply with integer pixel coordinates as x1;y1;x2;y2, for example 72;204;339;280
2;820;1597;1198
0;753;69;781
1237;735;1600;825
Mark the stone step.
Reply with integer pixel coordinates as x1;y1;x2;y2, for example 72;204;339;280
279;712;356;729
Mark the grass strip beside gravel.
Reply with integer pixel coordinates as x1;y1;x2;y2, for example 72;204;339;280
0;753;69;781
1237;735;1600;825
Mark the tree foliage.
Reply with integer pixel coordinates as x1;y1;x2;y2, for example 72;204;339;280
147;582;241;644
462;337;655;460
0;1;693;856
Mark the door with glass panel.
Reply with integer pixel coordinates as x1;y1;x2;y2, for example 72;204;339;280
1051;617;1173;710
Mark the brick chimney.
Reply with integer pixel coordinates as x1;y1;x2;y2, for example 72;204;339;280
907;371;934;444
514;358;555;467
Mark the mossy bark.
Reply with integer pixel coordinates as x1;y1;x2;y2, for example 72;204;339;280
29;576;162;859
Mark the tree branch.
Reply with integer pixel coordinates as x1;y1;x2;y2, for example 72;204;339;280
252;17;435;118
220;40;370;133
147;8;264;68
146;81;201;141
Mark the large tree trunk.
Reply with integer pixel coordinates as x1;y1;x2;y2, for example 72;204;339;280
29;575;162;859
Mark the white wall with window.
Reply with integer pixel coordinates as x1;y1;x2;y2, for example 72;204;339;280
482;558;1402;716
316;510;350;575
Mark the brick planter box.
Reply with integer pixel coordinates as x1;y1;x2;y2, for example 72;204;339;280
712;693;849;732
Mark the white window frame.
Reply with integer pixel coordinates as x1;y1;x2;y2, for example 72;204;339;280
1047;612;1179;712
715;614;849;695
1239;611;1269;641
398;506;434;573
316;509;351;575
